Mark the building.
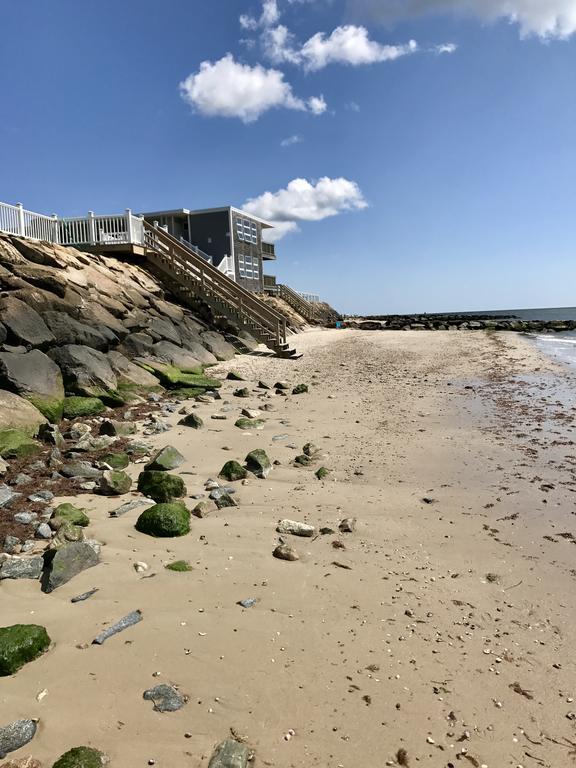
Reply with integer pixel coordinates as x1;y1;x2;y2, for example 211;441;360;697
140;206;276;293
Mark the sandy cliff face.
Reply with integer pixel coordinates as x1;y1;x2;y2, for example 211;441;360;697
0;234;255;430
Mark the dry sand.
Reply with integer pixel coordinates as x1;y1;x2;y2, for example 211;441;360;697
3;329;576;768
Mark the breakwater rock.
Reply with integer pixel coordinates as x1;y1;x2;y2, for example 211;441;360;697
344;315;576;333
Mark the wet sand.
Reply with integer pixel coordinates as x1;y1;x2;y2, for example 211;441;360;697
3;329;576;768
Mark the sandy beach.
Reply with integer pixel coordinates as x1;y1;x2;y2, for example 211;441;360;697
3;328;576;768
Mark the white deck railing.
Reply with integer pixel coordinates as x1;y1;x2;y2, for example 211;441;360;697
59;210;145;247
0;201;59;242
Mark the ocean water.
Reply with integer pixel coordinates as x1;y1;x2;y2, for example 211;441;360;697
464;307;576;369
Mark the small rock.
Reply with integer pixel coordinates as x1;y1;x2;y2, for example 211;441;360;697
211;491;238;509
27;490;54;504
208;739;250;768
245;449;272;479
276;519;316;537
0;486;21;509
192;501;214;519
233;388;250;398
52;746;107;767
12;473;32;487
3;536;20;554
339;518;357;533
35;523;53;540
178;413;203;429
145;446;185;472
218;461;247;482
241;408;261;419
273;544;299;561
0;556;44;581
13;512;37;525
42;542;101;593
0;720;38;759
292;384;308;395
133;562;149;573
143;684;186;713
97;470;132;496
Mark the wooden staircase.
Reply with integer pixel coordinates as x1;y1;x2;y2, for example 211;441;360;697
276;284;318;323
142;221;298;358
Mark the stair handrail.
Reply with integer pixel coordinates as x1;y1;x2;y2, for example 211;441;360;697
143;221;287;345
279;283;317;320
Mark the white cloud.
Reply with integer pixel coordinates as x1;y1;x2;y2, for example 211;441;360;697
308;94;328;114
346;100;361;111
280;134;303;146
240;0;281;31
179;55;326;123
348;0;576;39
244;176;368;241
435;42;458;53
300;25;418;70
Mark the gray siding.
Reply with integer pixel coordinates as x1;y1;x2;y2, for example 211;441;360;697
187;211;231;269
232;212;264;292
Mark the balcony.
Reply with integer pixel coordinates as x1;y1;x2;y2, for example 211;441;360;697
261;241;276;260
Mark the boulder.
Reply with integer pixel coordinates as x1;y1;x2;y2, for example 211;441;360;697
106;351;161;390
48;345;118;400
135;361;221;391
0;557;44;581
10;238;71;269
145;317;181;345
42;541;100;592
0;624;51;676
50;503;90;528
200;331;236;361
77;301;126;338
42;311;110;350
0;296;55;348
179;339;218;365
151;298;185;323
135;502;190;537
52;747;107;768
60;461;102;479
62;396;106;419
9;263;67;297
0;237;27;266
0;720;38;760
178;413;203;429
0;391;46;436
118;332;155;357
148;342;204;373
145;446;185;472
99;452;130;470
245;449;271;478
0;350;64;422
97;470;131;496
137;471;186;503
219;461;248;482
208;739;250;768
0;430;41;460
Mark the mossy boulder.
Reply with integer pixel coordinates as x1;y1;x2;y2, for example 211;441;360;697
62;396;106;419
51;503;90;528
142;363;221;390
29;394;64;423
245;449;272;478
98;469;132;496
137;470;186;502
135;502;191;538
171;387;206;400
316;467;330;480
0;624;51;676
219;460;248;482
52;746;107;768
51;521;85;548
100;452;130;470
165;560;193;572
178;413;203;429
292;383;309;395
0;429;41;459
234;418;265;431
294;454;313;466
145;445;185;472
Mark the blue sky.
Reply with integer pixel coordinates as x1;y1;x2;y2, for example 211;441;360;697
1;0;575;313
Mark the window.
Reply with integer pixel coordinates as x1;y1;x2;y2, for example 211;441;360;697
235;217;258;244
238;253;260;280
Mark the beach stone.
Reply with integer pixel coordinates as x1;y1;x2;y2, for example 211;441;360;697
35;524;52;540
0;624;50;676
137;471;186;503
0;431;41;460
218;461;247;482
234;418;265;431
200;331;236;361
276;519;316;537
241;408;261;419
13;513;36;525
292;383;309;395
0;350;65;423
226;371;245;381
192;500;214;518
0;391;47;438
211;490;238;509
48;345;118;400
107;350;162;390
178;413;203;429
72;434;116;453
233;388;250;398
208;739;250;768
42;541;100;593
339;518;357;533
148;341;203;373
0;487;20;508
3;536;20;554
62;396;106;419
0;720;38;760
50;503;89;528
0;757;43;767
257;381;271;389
145;446;185;472
316;467;330;480
135;502;191;538
52;747;107;768
0;557;44;581
143;684;186;712
60;461;102;480
294;454;313;467
109;498;154;519
99;420;137;438
245;449;271;479
0;296;55;348
274;381;290;390
99;452;130;470
50;522;85;549
273;544;299;561
303;442;320;457
97;470;132;496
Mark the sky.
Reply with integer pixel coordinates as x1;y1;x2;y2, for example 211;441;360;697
1;0;575;314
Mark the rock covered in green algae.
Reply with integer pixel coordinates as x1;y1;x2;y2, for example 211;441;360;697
294;454;313;467
0;430;41;460
245;449;271;478
137;471;186;503
165;560;193;572
62;396;106;419
178;413;204;429
218;461;247;482
0;624;51;676
42;542;100;593
208;739;250;768
315;467;330;480
99;452;130;470
97;469;131;496
234;418;265;431
52;746;107;768
292;383;309;395
135;502;191;537
145;445;185;472
50;503;90;527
